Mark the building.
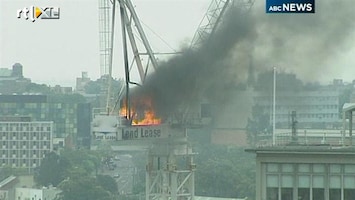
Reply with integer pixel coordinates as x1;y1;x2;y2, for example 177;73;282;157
0;176;17;200
0;63;31;94
75;71;91;94
247;105;355;200
0;95;91;148
0;118;53;170
248;146;355;200
253;89;342;129
15;187;61;200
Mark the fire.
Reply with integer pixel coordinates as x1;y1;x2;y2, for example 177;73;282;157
119;96;161;126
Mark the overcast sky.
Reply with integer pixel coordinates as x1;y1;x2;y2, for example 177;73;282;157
0;0;209;86
1;0;355;87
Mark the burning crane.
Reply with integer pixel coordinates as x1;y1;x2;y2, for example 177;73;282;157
119;96;162;126
92;1;255;200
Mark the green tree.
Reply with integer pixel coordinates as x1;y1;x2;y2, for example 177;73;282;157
34;152;71;187
96;175;118;194
246;104;271;145
57;176;114;200
36;150;119;200
194;144;256;199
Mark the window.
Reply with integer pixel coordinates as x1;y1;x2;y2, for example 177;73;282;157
267;174;279;200
280;174;293;200
312;175;325;200
329;176;341;200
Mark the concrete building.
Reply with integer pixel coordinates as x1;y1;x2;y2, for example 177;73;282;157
0;176;17;200
248;104;355;200
15;187;61;200
0;118;53;170
0;63;31;94
75;71;91;94
248;146;355;200
253;89;342;129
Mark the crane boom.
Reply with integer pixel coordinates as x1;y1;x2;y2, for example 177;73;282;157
119;0;158;84
93;1;255;200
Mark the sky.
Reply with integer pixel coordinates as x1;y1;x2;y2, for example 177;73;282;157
1;0;355;87
0;0;209;86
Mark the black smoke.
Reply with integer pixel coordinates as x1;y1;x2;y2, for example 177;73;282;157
131;5;256;118
130;0;355;119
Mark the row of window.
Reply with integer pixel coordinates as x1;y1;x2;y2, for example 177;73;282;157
274;113;339;120
256;105;339;111
267;163;355;174
2;132;51;137
0;126;51;132
265;163;355;200
1;159;41;168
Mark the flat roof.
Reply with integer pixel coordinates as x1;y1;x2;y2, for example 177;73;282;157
246;145;355;155
194;196;247;200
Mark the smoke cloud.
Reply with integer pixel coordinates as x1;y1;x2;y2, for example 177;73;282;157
252;0;355;80
131;0;355;119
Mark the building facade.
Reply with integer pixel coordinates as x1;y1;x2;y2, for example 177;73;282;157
0;63;31;94
253;89;342;129
249;146;355;200
15;187;61;200
0;120;53;170
0;95;91;147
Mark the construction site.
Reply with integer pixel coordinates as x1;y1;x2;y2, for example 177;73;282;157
91;0;255;200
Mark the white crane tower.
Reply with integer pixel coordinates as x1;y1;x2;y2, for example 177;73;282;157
93;0;254;199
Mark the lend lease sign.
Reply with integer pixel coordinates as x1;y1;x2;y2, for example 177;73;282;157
266;0;315;13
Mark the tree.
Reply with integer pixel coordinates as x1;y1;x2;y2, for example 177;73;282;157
96;175;118;194
34;152;71;187
57;176;114;200
36;150;118;200
194;144;256;199
246;104;272;145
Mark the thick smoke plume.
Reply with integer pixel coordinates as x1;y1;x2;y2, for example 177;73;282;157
252;1;355;81
132;5;255;118
131;0;355;119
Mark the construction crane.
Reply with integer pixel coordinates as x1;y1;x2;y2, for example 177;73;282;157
190;0;254;49
92;0;254;199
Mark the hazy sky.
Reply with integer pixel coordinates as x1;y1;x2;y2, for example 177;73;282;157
1;0;355;87
0;0;209;86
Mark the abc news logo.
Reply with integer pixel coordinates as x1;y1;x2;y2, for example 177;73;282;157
17;6;60;22
266;0;315;13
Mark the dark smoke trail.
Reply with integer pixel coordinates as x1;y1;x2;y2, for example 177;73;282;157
130;0;355;119
131;5;256;118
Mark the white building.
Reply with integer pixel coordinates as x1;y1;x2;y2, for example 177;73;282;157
0;120;53;170
15;187;61;200
253;89;341;129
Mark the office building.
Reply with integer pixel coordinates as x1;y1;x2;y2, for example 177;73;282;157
0;95;91;148
0;118;53;170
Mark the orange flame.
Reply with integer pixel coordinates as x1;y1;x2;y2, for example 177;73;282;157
119;96;161;126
